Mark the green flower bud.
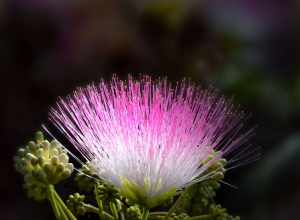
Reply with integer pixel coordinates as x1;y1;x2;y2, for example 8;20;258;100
36;148;44;158
213;171;224;181
41;140;50;149
28;141;37;151
17;148;26;156
53;148;60;156
43;163;52;174
201;150;227;184
51;156;59;166
56;164;64;173
60;170;72;180
35;131;44;143
59;154;69;163
26;153;38;162
66;163;74;172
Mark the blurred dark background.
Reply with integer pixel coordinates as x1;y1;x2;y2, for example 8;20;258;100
1;0;300;219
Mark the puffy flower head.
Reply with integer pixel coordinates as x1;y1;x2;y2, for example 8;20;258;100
49;75;252;208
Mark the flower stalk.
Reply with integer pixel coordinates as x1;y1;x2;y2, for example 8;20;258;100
95;183;115;220
141;207;150;220
47;184;77;220
47;185;62;220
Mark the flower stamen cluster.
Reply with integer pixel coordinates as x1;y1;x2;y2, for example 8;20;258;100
49;75;253;208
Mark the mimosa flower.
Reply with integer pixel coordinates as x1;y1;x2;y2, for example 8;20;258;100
49;75;252;208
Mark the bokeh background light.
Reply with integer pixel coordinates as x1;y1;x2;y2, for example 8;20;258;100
2;0;299;219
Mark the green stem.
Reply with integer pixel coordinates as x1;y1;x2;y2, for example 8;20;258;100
47;185;61;220
164;190;186;220
149;212;173;220
83;204;99;214
94;184;109;220
83;204;114;219
150;212;169;216
110;202;119;219
150;212;211;220
56;201;69;220
189;215;211;220
51;186;77;220
141;207;150;220
120;212;125;220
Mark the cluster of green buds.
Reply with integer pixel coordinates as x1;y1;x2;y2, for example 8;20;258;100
203;154;227;202
75;162;97;193
95;182;124;216
67;193;88;216
126;204;142;219
202;151;227;184
14;131;74;201
126;204;153;220
208;204;240;220
95;182;122;202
